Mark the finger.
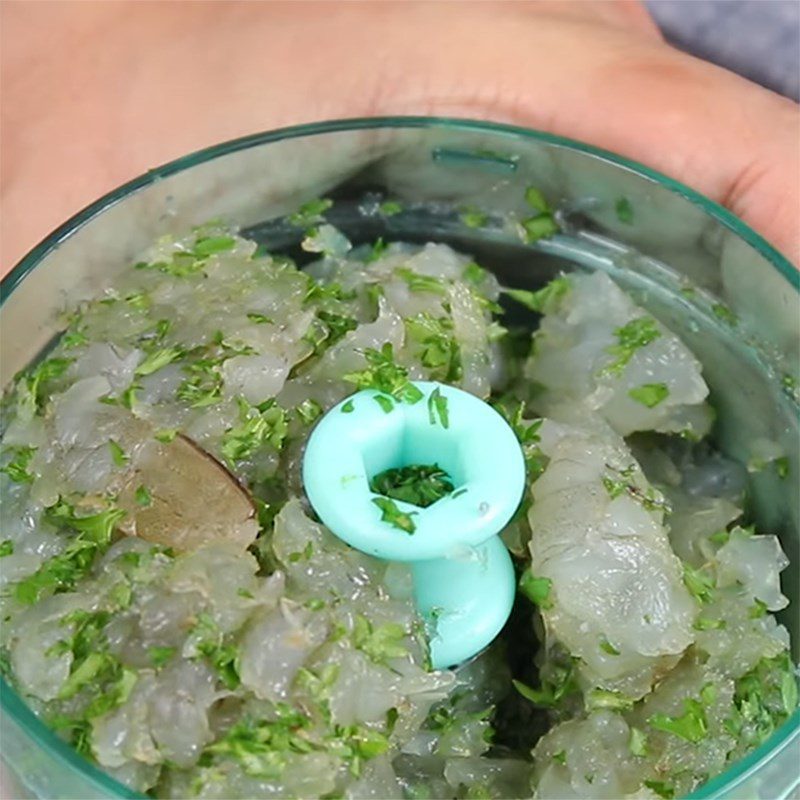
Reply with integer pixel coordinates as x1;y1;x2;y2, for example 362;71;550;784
2;1;796;270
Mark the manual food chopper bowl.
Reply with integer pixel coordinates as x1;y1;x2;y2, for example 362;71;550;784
0;118;797;799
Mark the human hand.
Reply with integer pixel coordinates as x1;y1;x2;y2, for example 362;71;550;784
2;0;798;270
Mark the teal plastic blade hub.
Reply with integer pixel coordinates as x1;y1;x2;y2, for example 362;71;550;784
302;380;525;668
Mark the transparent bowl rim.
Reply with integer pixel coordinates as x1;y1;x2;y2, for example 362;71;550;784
1;116;797;800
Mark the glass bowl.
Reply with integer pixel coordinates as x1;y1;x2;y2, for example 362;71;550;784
1;117;798;800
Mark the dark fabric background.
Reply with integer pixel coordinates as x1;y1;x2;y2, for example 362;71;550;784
647;0;800;101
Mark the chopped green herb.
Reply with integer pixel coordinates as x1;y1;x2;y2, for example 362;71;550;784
628;727;648;757
353;615;408;663
749;598;768;619
586;688;635;712
135;346;184;377
615;197;634;224
503;276;571;314
341;399;355;414
694;616;726;631
0;445;37;484
599;636;621;656
154;428;179;443
365;238;388;264
775;457;789;479
317;310;357;346
295;398;323;425
379;200;403;216
62;330;89;349
552;750;567;765
649;698;708;743
15;357;74;419
190;613;240;690
396;268;447;296
520;214;559;243
247;312;273;325
193;236;236;256
108;440;129;467
373;395;395;413
519;571;553;609
602;317;661;376
463;262;487;285
628;382;670;408
709;529;730;546
405;315;461;382
459;207;487;228
221;399;288;464
643;780;674;799
289;197;332;227
427;387;449;428
712;303;738;325
513;662;579;709
370;464;454;508
0;540;13;558
343;343;423;406
371;496;417;534
15;500;126;604
135;485;152;507
148;646;177;668
700;683;717;706
683;563;715;604
524;187;551;214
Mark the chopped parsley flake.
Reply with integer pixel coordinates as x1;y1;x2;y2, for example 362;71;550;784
603;316;661;376
190;613;240;690
683;563;715;604
463;262;488;285
15;499;126;604
341;399;355;414
221;399;288;464
148;646;177;668
395;268;447;296
15;357;73;419
247;312;273;325
628;382;669;408
193;236;236;256
749;598;768;619
628;727;648;757
427;387;449;428
586;688;635;712
599;636;621;656
370;464;454;508
694;616;726;631
503;276;571;314
353;615;408;663
343;344;423;408
649;698;708;743
0;540;13;558
1;445;37;484
405;315;461;382
644;780;674;799
524;187;550;214
520;214;559;243
513;662;579;709
615;197;634;224
371;496;417;534
459;207;487;228
154;428;178;443
712;303;738;325
135;485;152;507
519;571;553;609
289;197;332;227
295;398;323;425
108;440;129;467
378;200;403;216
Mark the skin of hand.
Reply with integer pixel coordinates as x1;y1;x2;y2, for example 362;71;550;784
1;0;798;272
